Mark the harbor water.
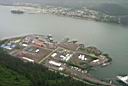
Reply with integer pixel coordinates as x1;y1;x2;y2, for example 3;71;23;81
0;5;128;80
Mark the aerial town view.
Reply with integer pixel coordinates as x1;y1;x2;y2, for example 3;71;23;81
0;34;113;86
10;4;121;24
0;0;128;86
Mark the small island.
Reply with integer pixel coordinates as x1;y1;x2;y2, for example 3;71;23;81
0;34;114;86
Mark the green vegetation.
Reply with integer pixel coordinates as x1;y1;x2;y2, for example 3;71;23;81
0;39;8;45
103;54;112;62
65;61;92;71
79;47;102;56
0;65;31;86
0;48;96;86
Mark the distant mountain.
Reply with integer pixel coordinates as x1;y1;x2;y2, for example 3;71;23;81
90;3;128;16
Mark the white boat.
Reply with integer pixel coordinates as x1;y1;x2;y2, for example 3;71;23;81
117;75;128;85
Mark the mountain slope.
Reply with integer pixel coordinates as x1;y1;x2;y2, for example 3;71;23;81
0;65;31;86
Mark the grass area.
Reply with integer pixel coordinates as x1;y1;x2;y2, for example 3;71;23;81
64;61;92;70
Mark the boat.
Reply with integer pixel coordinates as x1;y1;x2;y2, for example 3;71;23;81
11;9;24;14
117;75;128;85
101;62;110;67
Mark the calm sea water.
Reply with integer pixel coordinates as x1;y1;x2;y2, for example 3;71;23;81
0;5;128;79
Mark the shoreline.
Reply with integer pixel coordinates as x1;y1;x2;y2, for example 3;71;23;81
0;4;122;25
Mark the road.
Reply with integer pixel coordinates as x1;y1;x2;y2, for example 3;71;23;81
38;47;60;64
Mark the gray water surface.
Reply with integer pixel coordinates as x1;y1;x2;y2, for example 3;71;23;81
0;5;128;79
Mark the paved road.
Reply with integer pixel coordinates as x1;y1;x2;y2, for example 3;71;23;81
38;47;60;64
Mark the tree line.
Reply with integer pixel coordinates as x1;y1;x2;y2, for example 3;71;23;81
0;48;96;86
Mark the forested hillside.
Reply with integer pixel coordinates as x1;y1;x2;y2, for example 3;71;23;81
0;48;95;86
0;65;31;86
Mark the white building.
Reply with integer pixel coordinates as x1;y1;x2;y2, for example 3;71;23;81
49;60;61;67
51;53;57;57
35;49;40;53
59;67;64;71
22;57;34;63
22;43;28;47
92;59;99;63
78;54;87;61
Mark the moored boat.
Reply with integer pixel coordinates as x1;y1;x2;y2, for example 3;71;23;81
117;75;128;85
11;9;24;14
